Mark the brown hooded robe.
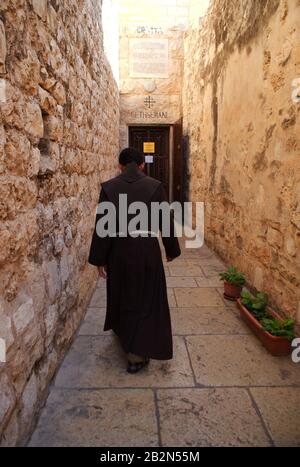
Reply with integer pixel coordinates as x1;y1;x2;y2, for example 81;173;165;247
88;162;181;360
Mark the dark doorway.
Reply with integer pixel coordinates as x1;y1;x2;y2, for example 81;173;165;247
129;126;170;197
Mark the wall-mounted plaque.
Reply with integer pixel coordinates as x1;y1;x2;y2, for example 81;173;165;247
129;38;169;78
143;142;155;153
145;155;154;163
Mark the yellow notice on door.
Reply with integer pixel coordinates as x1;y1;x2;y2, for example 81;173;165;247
143;142;155;153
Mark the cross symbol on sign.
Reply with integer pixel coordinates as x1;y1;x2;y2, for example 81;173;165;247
144;96;156;108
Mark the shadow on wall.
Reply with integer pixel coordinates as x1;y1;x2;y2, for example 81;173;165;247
182;134;190;202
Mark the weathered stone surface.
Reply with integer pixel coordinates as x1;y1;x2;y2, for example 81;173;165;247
169;265;204;277
38;155;57;175
32;0;48;21
29;389;158;447
183;0;300;319
186;335;300;387
19;373;38;439
0;124;5;174
25;102;44;141
0;373;15;432
119;0;189;146
28;147;41;178
0;20;7;73
42;260;61;304
170;306;249;335
28;240;300;447
174;287;224;307
43;115;63;142
195;276;223;287
54;335;194;388
0;299;14;349
167;287;177;307
12;297;35;334
36;348;58;394
38;86;57;115
78;307;108;336
44;304;58;346
200;263;225;278
89;287;107;307
166;276;197;287
2;177;37;221
0;0;119;446
157;388;271;446
51;82;66;105
250;387;300;447
2;0;299;449
0;412;19;447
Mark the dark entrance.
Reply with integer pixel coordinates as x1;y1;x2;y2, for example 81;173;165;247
129;126;170;197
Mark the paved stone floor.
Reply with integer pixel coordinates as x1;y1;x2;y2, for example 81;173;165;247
29;240;300;447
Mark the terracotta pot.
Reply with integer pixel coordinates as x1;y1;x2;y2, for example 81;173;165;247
223;281;242;301
237;299;292;357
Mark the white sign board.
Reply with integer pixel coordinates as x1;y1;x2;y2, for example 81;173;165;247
129;39;169;78
145;155;154;163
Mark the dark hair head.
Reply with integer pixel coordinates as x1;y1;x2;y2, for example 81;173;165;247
119;147;144;166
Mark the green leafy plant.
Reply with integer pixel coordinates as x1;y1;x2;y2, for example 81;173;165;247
241;290;296;341
261;317;295;341
240;290;268;320
219;267;246;287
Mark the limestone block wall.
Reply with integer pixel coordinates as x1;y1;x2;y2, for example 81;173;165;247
0;0;119;445
183;0;300;320
119;0;189;148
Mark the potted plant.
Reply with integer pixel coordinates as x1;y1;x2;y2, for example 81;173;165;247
237;290;295;356
219;267;246;301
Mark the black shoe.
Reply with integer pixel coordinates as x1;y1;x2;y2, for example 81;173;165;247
127;358;150;374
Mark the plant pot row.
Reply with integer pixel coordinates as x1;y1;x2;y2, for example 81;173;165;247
219;267;295;357
237;299;292;357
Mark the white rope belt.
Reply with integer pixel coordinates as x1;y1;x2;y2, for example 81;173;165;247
117;230;159;237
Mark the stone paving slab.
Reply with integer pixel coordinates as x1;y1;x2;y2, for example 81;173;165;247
169;266;204;277
96;278;107;288
195;276;223;287
55;335;194;389
180;246;213;259
196;257;225;267
29;389;158;447
163;259;190;266
164;266;170;276
170;307;250;335
186;335;300;387
166;276;198;288
174;287;224;307
180;251;207;260
250;387;300;446
200;263;225;277
28;242;300;447
167;288;177;307
79;307;109;336
89;287;107;307
157;388;271;447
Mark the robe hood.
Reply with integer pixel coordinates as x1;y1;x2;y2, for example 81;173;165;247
118;161;146;183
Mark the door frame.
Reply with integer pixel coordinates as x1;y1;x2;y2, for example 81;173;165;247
128;124;173;201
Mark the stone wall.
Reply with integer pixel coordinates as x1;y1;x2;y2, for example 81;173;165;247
119;0;189;148
0;0;119;445
183;0;300;320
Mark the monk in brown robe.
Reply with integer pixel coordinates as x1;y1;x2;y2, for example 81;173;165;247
88;147;181;373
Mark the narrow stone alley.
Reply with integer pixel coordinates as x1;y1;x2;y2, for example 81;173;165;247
29;239;300;447
0;0;299;448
